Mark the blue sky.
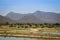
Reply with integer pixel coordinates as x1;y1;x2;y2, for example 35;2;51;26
0;0;60;15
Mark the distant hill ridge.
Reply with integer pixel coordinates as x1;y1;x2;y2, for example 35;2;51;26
0;15;14;23
0;11;60;23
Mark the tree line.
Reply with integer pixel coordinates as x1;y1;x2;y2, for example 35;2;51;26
0;22;60;28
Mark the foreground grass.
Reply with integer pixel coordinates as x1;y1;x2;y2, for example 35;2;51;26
0;26;60;32
0;26;60;38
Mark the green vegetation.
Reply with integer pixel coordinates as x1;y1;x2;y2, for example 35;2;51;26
0;22;60;28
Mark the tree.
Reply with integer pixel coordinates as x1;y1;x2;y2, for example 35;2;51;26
9;24;14;27
54;23;60;27
0;24;1;27
5;22;9;25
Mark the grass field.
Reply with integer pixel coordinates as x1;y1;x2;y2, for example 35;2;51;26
0;25;60;38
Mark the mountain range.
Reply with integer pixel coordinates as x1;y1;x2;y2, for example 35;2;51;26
0;15;14;23
0;11;60;23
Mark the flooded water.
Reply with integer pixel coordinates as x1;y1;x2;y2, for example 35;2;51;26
0;31;60;40
41;31;60;34
0;37;59;40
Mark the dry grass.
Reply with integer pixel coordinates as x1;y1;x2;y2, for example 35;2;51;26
0;26;60;38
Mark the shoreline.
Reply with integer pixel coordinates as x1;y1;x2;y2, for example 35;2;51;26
0;33;60;39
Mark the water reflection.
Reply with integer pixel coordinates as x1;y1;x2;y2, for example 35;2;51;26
0;37;59;40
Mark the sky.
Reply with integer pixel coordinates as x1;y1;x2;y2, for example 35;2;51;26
0;0;60;16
